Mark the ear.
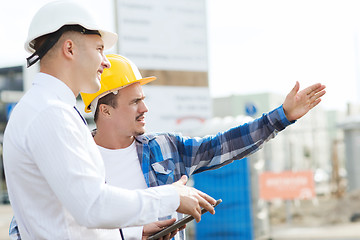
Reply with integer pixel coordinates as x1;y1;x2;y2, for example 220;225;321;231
62;39;75;60
99;104;112;118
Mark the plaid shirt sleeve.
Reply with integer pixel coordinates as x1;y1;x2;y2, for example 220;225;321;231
170;105;293;176
9;217;21;240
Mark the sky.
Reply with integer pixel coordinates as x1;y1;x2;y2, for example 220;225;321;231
1;0;360;111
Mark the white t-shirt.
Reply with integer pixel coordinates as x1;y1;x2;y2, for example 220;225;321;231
98;141;148;240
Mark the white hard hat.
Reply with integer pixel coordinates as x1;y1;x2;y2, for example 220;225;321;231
25;0;117;61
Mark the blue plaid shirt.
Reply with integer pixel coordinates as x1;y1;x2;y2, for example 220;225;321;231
10;105;292;239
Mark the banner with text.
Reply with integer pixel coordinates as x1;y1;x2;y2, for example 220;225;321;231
259;171;315;200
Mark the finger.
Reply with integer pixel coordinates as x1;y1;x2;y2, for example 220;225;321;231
169;229;179;239
196;204;202;216
191;207;201;222
314;84;326;93
305;83;323;95
196;194;215;215
196;189;217;206
315;90;326;99
179;224;187;231
156;218;176;228
164;232;173;240
307;85;326;97
309;90;326;103
310;98;322;109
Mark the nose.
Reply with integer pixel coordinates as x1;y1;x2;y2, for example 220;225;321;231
140;101;148;113
102;54;111;69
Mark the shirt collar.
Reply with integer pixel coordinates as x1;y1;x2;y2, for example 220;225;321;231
32;72;77;107
135;134;156;144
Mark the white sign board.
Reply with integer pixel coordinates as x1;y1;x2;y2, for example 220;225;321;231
117;0;208;71
142;86;212;135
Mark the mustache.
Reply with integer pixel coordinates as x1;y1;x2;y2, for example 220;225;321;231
136;113;145;121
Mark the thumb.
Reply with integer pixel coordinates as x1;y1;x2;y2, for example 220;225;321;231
290;81;300;96
179;175;188;185
156;218;177;228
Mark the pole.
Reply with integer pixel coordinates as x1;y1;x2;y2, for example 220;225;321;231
113;0;120;54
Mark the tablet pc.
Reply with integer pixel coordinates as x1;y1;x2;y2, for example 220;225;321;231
147;199;222;240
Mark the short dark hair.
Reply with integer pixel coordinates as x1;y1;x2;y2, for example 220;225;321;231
94;92;118;122
27;24;101;67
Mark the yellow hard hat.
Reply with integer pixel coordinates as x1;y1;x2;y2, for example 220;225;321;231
81;54;156;113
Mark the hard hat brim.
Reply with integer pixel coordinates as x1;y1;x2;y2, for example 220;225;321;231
137;76;157;86
98;30;118;51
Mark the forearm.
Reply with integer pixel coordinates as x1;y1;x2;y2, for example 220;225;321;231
188;105;293;174
83;185;179;228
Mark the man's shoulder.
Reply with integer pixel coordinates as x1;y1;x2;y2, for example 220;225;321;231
7;91;80;142
18;86;72;113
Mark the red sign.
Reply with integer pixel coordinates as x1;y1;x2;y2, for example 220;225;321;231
259;171;315;200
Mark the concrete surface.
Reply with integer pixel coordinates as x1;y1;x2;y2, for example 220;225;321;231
0;204;12;240
267;223;360;240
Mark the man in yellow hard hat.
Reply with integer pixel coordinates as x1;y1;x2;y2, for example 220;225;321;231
78;54;326;240
4;1;216;239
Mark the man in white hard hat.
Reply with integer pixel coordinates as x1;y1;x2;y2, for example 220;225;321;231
3;1;216;239
78;54;325;240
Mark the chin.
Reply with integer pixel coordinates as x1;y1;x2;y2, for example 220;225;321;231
134;130;145;136
82;82;101;94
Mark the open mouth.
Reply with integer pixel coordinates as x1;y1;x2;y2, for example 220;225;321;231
97;69;103;80
136;114;145;123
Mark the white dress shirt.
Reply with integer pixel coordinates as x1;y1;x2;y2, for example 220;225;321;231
3;73;179;240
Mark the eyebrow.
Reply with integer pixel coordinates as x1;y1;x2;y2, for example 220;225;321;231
130;95;146;104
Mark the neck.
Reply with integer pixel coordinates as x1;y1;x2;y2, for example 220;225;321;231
40;62;79;97
94;127;135;149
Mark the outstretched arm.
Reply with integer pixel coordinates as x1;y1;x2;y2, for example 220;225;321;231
283;81;326;122
154;82;326;178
